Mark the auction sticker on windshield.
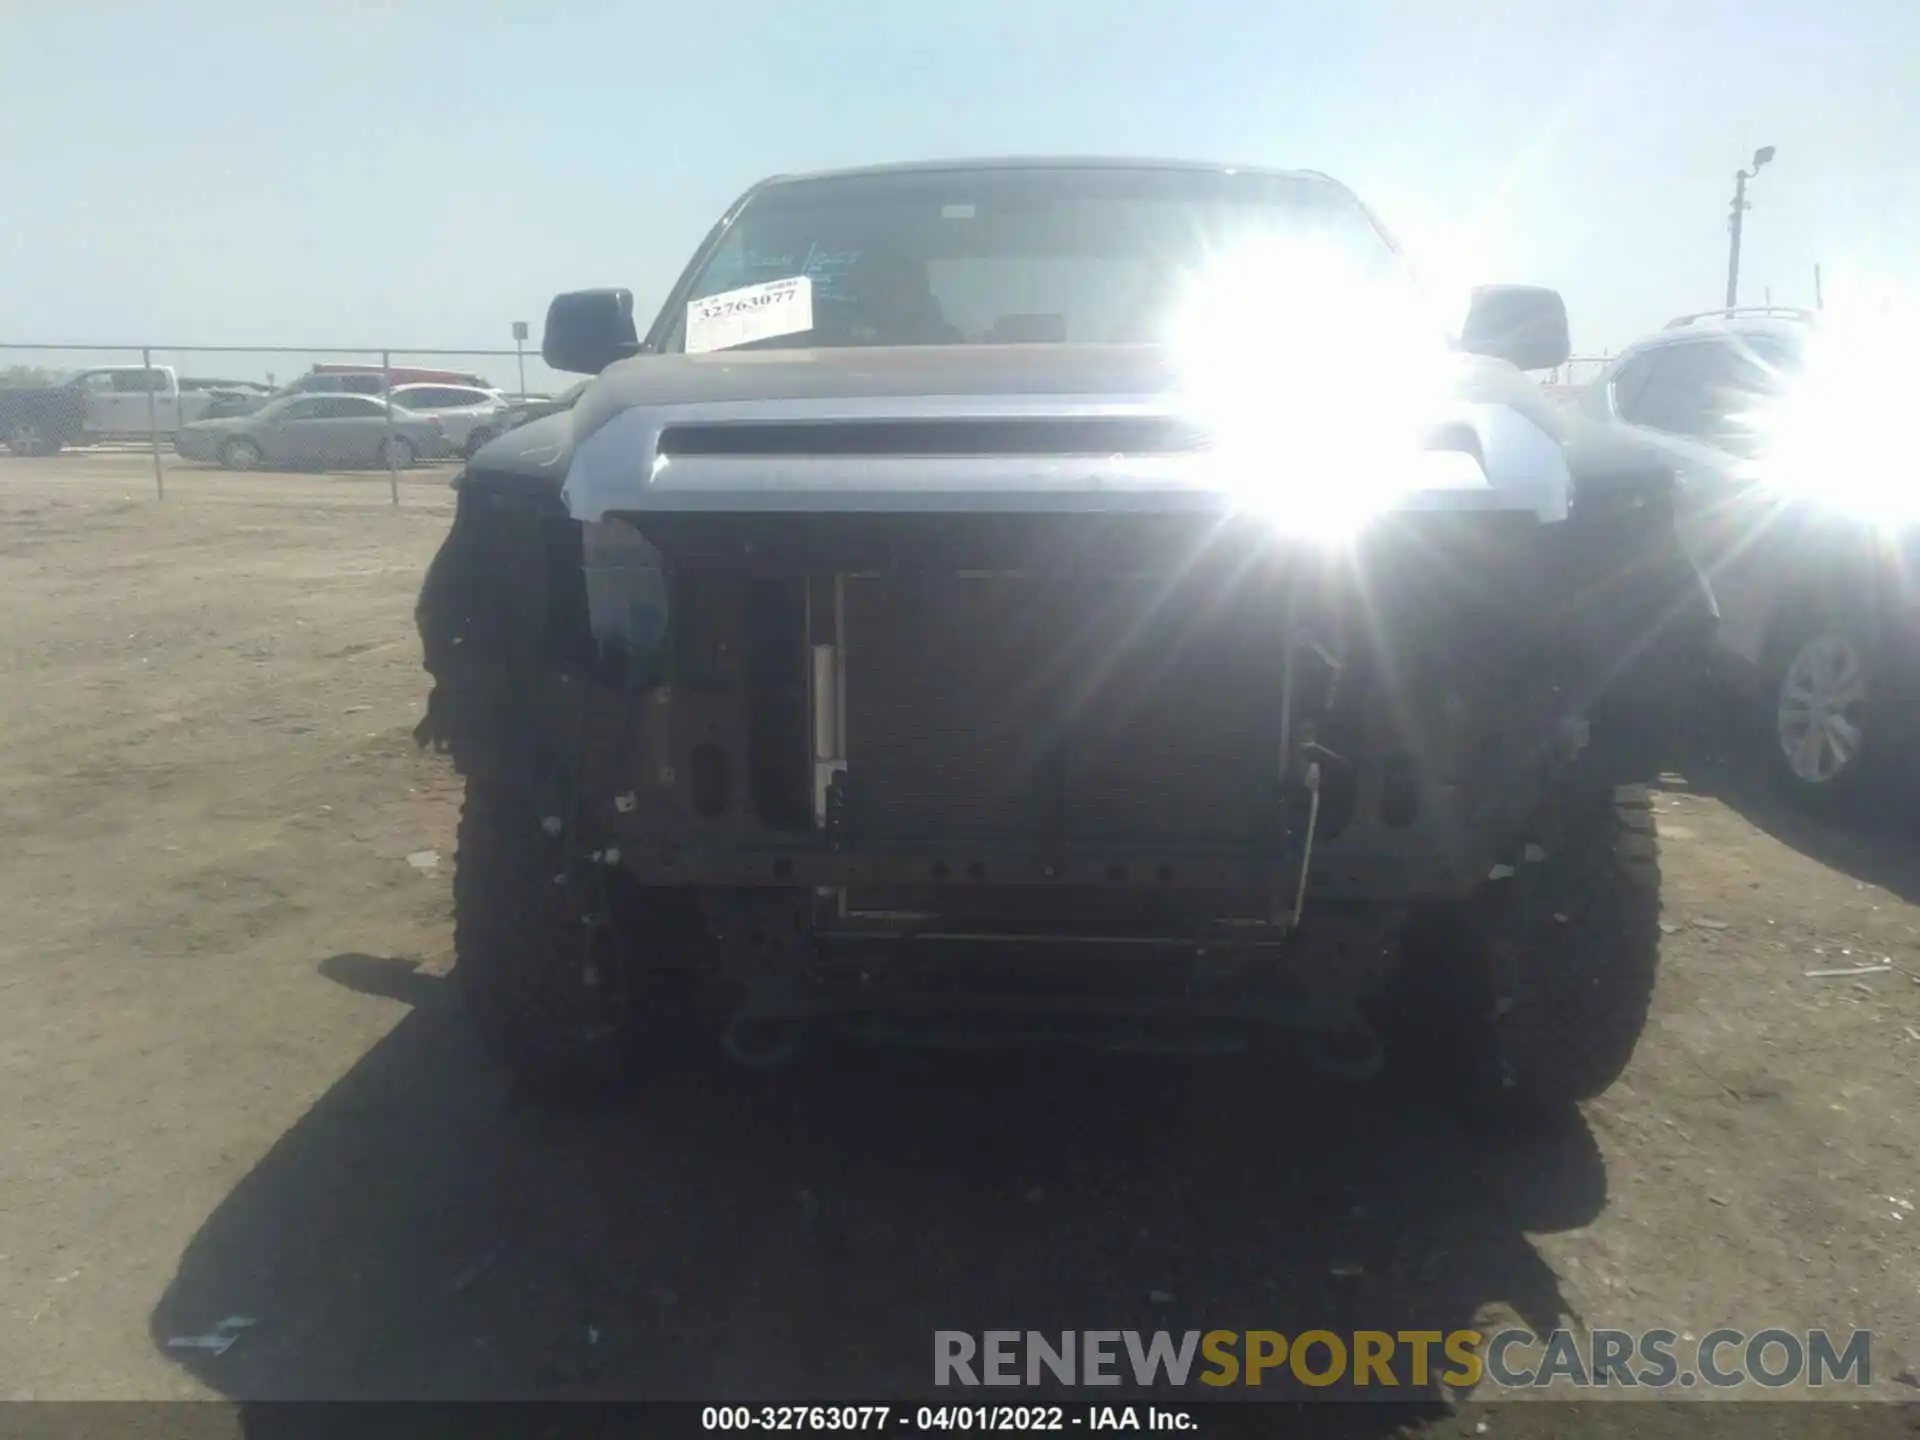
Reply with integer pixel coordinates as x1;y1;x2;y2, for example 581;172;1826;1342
686;276;813;354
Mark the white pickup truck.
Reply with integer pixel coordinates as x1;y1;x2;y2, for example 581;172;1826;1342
0;365;268;454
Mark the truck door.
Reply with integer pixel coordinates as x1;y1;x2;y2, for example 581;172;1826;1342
99;368;180;438
69;370;120;437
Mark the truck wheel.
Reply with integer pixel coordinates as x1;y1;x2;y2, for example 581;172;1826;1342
1387;776;1661;1116
5;422;57;457
453;769;700;1103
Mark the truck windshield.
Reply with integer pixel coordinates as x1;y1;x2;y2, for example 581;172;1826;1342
666;166;1401;352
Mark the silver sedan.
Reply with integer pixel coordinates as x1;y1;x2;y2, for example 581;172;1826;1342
174;393;444;471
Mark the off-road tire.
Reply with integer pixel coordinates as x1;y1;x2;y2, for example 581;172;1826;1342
1388;775;1661;1116
5;422;59;457
453;770;699;1104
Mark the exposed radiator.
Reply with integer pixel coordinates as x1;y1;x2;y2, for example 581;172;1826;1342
840;570;1289;844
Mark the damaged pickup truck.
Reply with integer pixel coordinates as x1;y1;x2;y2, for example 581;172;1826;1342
417;158;1710;1110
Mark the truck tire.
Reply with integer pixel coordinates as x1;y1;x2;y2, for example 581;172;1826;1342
453;768;699;1103
5;422;59;457
1388;775;1661;1116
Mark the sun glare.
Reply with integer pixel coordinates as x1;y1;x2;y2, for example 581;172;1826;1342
1750;276;1920;527
1163;234;1460;539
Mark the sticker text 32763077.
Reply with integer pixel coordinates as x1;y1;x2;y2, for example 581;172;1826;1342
685;276;814;354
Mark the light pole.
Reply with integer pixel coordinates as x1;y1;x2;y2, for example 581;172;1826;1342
1725;145;1775;309
511;320;529;398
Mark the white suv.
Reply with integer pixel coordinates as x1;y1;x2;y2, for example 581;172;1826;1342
1580;308;1920;802
386;384;511;458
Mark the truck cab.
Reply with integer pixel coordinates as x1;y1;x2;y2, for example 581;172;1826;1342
71;366;189;440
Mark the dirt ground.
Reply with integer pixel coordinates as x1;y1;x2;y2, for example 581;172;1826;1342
2;454;1917;1434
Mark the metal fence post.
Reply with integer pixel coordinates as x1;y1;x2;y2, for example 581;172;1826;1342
143;346;165;500
383;348;398;506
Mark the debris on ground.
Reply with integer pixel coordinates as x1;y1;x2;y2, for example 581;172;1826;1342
1147;1289;1175;1305
164;1315;257;1357
1693;918;1730;930
406;849;440;873
445;1250;500;1297
1804;964;1892;979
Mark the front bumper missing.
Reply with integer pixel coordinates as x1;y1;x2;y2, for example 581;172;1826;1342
702;895;1399;1036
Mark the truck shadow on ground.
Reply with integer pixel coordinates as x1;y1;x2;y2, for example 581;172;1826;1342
151;954;1607;1433
1659;716;1920;906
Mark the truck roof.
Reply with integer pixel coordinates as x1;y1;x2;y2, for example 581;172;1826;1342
759;156;1336;188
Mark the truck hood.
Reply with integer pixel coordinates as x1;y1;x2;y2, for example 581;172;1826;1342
469;343;1577;525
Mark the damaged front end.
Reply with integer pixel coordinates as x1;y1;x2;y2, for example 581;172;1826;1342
417;433;1688;1062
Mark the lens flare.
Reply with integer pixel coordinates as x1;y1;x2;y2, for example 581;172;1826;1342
1748;279;1920;528
1162;234;1461;539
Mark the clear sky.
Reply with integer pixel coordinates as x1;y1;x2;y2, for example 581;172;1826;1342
2;0;1914;384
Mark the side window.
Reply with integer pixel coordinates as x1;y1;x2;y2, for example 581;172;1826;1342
346;374;386;395
280;398;325;420
110;369;167;393
1616;341;1739;438
406;388;452;408
316;397;377;419
75;371;117;392
1606;351;1659;419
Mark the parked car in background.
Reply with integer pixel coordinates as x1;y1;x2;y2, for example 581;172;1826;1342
0;365;236;454
199;366;499;419
1580;306;1920;802
174;393;443;471
182;378;276;421
387;383;510;457
494;379;587;436
289;364;493;397
309;362;493;385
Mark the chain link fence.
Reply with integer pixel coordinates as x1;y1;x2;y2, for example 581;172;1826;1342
4;339;1624;505
0;342;573;504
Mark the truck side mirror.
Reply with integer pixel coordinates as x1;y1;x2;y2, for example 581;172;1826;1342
1460;285;1571;372
543;289;640;375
